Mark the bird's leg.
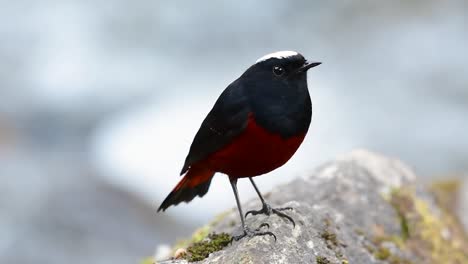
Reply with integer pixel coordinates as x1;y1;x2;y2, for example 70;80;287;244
245;177;295;227
229;178;276;242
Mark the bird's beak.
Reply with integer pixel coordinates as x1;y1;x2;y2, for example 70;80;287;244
299;61;321;72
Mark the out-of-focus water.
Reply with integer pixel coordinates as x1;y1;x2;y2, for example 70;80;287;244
1;1;467;263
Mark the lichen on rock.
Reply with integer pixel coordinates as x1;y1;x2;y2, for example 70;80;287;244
385;185;468;263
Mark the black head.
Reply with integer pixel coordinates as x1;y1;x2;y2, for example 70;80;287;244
237;51;320;137
242;51;320;84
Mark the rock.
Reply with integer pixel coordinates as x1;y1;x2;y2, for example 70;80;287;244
459;177;468;232
157;150;468;264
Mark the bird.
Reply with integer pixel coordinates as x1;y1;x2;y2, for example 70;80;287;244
157;51;320;241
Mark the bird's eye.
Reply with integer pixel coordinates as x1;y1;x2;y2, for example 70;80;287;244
272;66;285;76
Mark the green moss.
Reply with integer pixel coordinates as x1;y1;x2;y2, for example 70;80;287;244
389;188;412;241
364;228;413;263
321;218;341;249
186;233;231;262
316;256;331;264
172;210;231;254
385;186;468;263
319;219;349;263
398;210;410;241
320;229;339;248
370;184;467;264
366;242;413;264
172;225;210;252
374;246;391;260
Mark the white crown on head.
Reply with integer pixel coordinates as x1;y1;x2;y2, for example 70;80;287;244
255;51;299;63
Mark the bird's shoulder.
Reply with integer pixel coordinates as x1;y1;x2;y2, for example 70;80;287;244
180;79;251;174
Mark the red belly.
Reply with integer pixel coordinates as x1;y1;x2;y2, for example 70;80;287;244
202;114;306;178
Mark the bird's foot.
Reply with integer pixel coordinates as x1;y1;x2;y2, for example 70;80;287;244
245;203;295;227
231;223;276;242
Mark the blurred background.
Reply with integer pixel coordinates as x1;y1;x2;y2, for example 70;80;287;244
1;0;467;263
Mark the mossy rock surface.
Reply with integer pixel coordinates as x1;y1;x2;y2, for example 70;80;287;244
155;150;468;264
186;233;231;262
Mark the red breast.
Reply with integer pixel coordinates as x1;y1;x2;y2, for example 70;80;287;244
199;113;306;178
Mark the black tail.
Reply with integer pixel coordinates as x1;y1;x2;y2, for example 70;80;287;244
157;167;214;212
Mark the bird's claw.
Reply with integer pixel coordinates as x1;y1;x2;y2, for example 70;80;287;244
245;203;295;227
256;222;270;230
272;208;295;227
231;224;276;243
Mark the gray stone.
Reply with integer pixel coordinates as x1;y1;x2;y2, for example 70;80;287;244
160;150;468;264
459;176;468;232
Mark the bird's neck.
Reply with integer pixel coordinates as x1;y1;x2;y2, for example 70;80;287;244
249;84;312;138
